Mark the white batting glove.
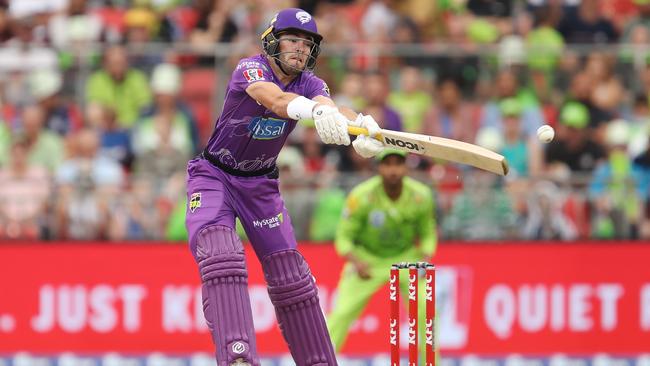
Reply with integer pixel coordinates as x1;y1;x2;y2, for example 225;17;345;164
313;105;351;146
350;114;385;158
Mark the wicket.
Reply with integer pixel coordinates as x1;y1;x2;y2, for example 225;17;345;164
389;262;435;366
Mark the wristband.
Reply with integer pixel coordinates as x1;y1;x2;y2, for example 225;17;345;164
287;96;318;120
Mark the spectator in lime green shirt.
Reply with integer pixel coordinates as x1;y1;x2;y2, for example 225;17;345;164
388;66;433;133
7;105;65;173
86;45;152;127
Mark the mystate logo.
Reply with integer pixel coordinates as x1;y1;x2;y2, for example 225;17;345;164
253;213;284;229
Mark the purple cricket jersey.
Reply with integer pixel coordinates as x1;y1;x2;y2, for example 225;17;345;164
186;54;330;259
204;54;330;173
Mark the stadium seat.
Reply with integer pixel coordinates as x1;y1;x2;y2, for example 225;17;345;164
181;68;216;144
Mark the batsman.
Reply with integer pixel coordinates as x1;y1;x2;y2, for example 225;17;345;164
184;7;386;366
327;149;438;362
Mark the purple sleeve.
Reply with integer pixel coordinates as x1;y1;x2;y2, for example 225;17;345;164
303;74;331;99
230;58;271;92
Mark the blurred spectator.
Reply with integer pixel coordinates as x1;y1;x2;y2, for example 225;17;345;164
165;194;189;241
54;128;124;240
480;69;544;139
8;0;65;19
108;178;161;240
276;145;315;240
467;0;513;17
0;16;58;72
47;0;104;50
441;169;517;240
589;120;647;239
300;128;333;174
435;13;481;94
124;6;163;71
487;98;542;178
632;130;650;239
138;63;199;154
2;105;65;173
189;0;239;48
521;180;578;240
361;72;403;131
525;5;565;73
584;52;624;114
391;2;436;42
0;15;58;108
387;65;432;133
332;70;364;110
86;45;152;127
0;137;51;240
131;110;190;191
86;103;133;170
28;69;82;136
422;77;479;143
0;3;14;42
544;102;606;177
621;0;650;43
557;0;618;43
565;71;613;129
360;0;398;42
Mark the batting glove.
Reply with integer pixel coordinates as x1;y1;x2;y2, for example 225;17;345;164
313;105;351;145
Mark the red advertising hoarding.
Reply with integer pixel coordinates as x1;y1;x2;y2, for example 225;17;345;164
0;242;649;355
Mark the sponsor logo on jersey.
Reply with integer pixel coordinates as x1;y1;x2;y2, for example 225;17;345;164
369;209;385;227
243;68;264;82
189;192;201;213
247;117;287;140
253;212;284;229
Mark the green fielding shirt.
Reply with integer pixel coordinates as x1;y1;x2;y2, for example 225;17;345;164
335;176;436;259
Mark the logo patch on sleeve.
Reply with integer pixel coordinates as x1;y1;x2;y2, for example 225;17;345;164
189;192;201;213
243;69;264;82
322;81;330;96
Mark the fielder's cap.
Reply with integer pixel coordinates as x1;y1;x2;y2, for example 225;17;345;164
499;97;522;117
560;102;589;129
376;148;407;162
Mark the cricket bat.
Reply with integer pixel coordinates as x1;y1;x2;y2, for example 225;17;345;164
348;126;509;176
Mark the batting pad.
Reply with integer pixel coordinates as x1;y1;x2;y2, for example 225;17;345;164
262;249;337;366
196;225;260;366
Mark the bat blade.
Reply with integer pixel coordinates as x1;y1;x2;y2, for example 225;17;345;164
348;126;509;176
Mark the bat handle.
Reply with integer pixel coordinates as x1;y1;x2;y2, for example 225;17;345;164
347;126;383;141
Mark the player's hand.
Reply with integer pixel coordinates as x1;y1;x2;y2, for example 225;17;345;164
350;114;385;158
352;259;371;280
313;105;351;145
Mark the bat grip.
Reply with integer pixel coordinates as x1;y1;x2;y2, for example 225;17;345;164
347;126;383;141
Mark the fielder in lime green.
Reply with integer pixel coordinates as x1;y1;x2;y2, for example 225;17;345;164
327;149;437;362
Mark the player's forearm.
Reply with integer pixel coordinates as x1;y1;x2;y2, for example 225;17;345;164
268;92;307;119
419;236;436;257
338;106;359;122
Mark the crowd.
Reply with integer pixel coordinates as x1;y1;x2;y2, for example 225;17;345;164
0;0;649;242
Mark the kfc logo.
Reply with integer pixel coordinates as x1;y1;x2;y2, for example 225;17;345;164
243;69;264;83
